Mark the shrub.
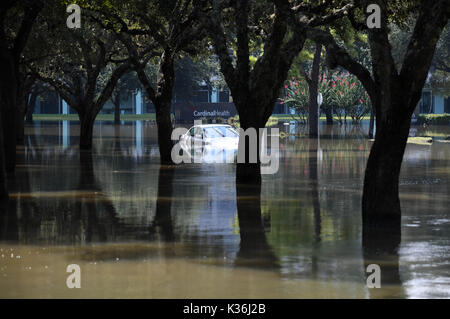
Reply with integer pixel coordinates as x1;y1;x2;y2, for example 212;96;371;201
416;114;450;125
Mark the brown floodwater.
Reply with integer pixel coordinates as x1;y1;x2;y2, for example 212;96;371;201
0;121;449;298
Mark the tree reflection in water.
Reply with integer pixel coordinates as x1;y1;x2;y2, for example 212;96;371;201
149;165;175;242
363;221;405;298
79;150;120;243
308;138;322;278
0;149;121;245
235;182;278;270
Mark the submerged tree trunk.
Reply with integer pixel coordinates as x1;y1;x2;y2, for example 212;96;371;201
235;105;264;185
26;90;38;124
308;44;322;138
362;99;411;228
308;138;321;243
324;108;333;125
16;109;25;145
113;91;121;125
78;110;96;150
2;102;17;173
154;51;175;165
154;99;174;164
368;108;375;139
0;59;18;173
0;106;8;199
135;50;175;165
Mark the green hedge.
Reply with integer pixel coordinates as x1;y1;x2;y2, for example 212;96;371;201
416;114;450;125
32;113;158;121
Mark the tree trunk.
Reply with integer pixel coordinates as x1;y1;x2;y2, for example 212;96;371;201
16;78;32;145
324;108;333;125
154;99;174;164
0;64;18;173
236;108;263;185
0;106;8;199
78;111;96;150
26;90;38;124
2;105;17;173
368;108;375;139
16;109;25;145
308;44;322;137
154;51;175;165
113;91;121;125
308;138;321;243
362;105;411;229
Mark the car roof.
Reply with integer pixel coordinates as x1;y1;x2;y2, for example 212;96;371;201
195;124;232;127
191;124;233;128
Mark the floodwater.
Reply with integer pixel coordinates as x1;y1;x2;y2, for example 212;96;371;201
0;121;449;298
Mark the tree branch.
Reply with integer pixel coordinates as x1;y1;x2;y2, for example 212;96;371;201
399;0;450;104
306;27;376;101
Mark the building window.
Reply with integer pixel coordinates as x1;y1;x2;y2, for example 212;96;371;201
194;85;211;103
444;97;450;113
420;91;433;113
218;90;230;103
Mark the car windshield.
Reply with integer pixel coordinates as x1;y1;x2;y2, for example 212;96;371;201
203;128;224;138
210;126;238;138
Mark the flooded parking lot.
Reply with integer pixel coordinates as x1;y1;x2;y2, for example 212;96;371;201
0;121;449;298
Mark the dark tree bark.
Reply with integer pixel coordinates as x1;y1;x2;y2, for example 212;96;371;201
308;138;321;243
324;108;334;125
154;52;175;165
16;74;35;144
0;104;7;199
26;89;39;124
15;109;25;145
368;108;374;139
154;99;175;164
0;50;19;172
135;51;176;165
235;107;265;185
362;98;410;227
308;138;322;277
78;109;96;150
308;43;322;137
1;90;18;172
113;90;121;125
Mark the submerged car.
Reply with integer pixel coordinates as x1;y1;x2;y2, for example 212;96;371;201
179;124;240;163
180;124;239;148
